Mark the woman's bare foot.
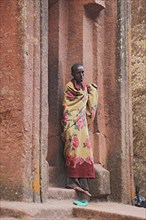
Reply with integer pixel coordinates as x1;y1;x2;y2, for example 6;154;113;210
74;187;91;197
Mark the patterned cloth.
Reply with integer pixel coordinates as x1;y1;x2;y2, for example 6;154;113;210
62;80;98;178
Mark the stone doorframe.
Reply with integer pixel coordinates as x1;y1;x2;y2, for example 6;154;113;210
46;0;134;203
116;0;134;203
22;0;49;202
22;0;134;203
1;0;134;203
47;0;107;188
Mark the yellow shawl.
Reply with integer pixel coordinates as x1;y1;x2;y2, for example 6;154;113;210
62;80;98;169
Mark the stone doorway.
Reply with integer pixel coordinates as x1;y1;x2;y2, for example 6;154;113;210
46;0;107;188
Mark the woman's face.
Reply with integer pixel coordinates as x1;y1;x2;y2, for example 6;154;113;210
73;66;84;84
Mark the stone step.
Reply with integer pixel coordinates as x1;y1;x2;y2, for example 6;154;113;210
1;200;145;220
48;187;77;200
0;218;20;220
49;164;111;199
73;201;146;220
0;200;73;219
0;217;86;220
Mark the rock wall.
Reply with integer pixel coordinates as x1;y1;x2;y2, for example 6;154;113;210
0;0;24;200
0;0;49;202
131;0;146;197
0;0;136;203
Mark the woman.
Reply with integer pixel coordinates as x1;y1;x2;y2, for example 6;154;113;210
62;64;98;206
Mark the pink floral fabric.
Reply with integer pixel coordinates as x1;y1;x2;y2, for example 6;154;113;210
62;80;98;177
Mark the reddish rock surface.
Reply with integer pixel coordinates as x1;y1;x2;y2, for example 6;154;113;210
1;0;144;204
131;0;146;197
0;0;24;200
0;198;145;220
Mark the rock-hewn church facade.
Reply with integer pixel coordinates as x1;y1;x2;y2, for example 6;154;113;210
0;0;145;203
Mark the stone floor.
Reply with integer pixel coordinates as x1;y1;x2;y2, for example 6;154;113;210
0;199;146;220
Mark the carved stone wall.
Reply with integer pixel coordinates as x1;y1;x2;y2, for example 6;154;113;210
131;0;146;197
0;0;24;201
47;0;134;203
0;0;49;202
0;0;135;203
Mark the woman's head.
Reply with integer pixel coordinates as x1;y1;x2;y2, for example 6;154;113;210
71;64;84;84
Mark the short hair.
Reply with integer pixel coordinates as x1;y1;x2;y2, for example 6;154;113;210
71;63;83;74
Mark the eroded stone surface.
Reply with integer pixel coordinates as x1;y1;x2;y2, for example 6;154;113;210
89;164;110;198
131;0;146;197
